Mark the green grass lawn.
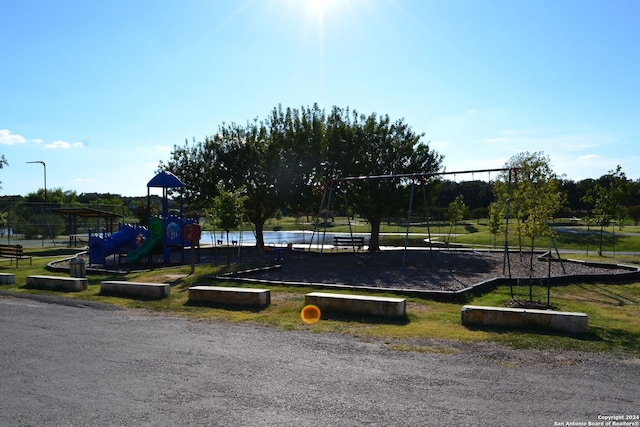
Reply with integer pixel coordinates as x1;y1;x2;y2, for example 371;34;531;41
2;243;639;356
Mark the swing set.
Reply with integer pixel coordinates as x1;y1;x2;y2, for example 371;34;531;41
310;168;511;267
306;166;566;305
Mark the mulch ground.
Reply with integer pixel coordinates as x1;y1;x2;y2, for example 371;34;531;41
204;247;635;292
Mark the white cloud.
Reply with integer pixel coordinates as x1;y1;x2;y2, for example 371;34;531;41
578;154;600;160
33;138;43;144
0;129;26;145
156;145;171;152
45;140;84;149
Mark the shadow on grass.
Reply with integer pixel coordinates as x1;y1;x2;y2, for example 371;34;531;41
464;224;478;233
97;291;168;302
588;325;640;350
184;300;269;313
465;323;639;352
316;311;411;326
464;324;597;340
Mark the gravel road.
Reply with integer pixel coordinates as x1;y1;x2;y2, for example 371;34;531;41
1;294;638;427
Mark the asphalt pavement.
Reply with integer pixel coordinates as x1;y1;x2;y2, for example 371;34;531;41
0;295;638;427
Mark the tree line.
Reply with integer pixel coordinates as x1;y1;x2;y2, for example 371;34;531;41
158;104;639;252
2;105;639;250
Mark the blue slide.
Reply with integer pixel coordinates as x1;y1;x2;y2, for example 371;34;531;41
89;225;138;265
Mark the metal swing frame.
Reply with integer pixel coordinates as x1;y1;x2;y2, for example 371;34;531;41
310;168;513;269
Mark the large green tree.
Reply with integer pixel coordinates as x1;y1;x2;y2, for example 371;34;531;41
268;104;327;216
158;137;221;210
323;107;442;251
215;119;281;250
159;105;442;252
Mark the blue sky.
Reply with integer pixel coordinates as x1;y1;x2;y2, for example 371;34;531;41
1;0;638;197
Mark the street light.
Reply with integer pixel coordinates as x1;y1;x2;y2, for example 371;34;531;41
26;160;47;202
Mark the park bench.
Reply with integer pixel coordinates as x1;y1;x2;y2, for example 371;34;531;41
333;236;365;250
0;244;32;267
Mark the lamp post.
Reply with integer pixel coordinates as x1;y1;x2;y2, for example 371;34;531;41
26;160;47;202
26;160;49;246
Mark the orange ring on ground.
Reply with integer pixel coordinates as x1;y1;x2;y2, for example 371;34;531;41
300;305;321;324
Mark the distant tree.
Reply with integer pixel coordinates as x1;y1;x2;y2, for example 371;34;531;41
581;165;630;255
470;207;489;223
274;208;283;226
628;205;640;226
0;155;7;190
627;179;640;206
436;180;493;209
92;195;122;206
133;201;146;226
488;201;503;248
445;194;468;246
0;211;7;237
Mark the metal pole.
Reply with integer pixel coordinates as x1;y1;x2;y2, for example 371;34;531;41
26;161;47;201
26;161;48;245
402;181;415;270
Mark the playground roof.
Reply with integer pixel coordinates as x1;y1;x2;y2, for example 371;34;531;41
48;207;122;219
147;171;184;188
49;207;123;246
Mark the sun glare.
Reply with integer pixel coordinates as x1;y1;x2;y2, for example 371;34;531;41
306;0;328;16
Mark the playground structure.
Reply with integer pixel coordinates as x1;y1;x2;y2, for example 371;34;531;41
89;171;200;267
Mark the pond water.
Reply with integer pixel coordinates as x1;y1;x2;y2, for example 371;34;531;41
200;230;366;247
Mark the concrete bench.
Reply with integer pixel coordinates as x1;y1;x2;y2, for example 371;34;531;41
100;281;170;299
26;275;88;292
188;286;270;308
461;305;588;334
0;273;16;285
305;292;406;319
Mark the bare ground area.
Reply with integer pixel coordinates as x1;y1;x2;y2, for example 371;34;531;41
210;247;636;292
